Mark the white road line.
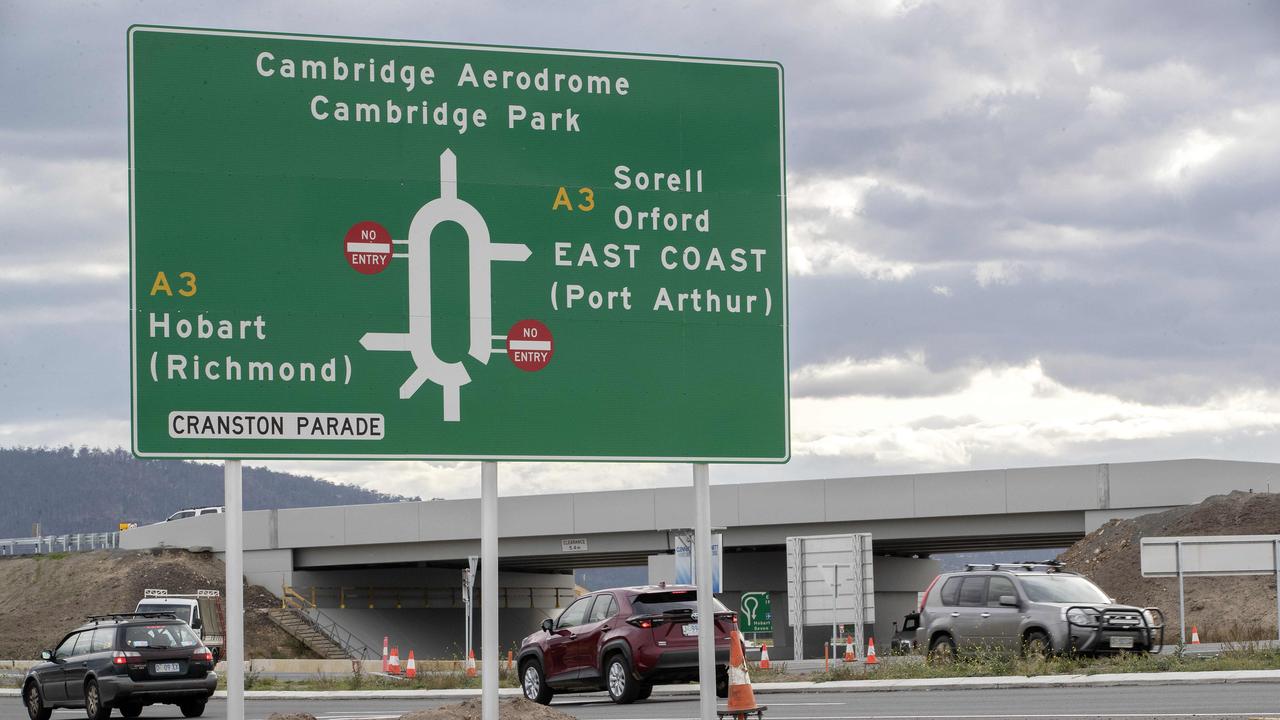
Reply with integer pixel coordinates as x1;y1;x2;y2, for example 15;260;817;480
595;714;1280;720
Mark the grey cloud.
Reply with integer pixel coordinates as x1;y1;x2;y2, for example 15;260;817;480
791;356;975;399
3;0;1280;493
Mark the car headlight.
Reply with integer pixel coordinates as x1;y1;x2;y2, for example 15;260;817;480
1067;609;1100;626
1141;609;1157;627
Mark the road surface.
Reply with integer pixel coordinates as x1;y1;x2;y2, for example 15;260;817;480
7;684;1280;720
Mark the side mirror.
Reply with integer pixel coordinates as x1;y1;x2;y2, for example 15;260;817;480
41;650;52;661
541;619;554;632
999;595;1019;607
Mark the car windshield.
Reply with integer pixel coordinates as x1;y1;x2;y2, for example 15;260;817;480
136;603;191;623
1019;575;1111;603
631;590;730;615
123;623;200;649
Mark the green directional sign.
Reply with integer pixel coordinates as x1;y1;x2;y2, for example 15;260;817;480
129;26;788;461
740;591;772;634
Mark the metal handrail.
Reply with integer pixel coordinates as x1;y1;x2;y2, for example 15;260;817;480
280;586;374;660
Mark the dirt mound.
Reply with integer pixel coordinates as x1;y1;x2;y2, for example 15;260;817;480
0;549;316;659
1058;490;1280;641
401;699;574;720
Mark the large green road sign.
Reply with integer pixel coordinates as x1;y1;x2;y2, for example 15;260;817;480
129;26;788;461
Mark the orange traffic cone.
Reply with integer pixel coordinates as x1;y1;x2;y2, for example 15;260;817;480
1191;626;1201;644
865;637;878;665
844;635;856;662
405;650;417;679
725;628;765;718
388;646;401;675
381;636;389;672
466;648;477;677
758;644;771;670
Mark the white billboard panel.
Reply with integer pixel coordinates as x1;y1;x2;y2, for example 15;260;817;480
1141;535;1280;577
785;533;874;659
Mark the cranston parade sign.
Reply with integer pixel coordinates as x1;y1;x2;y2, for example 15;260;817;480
129;26;788;461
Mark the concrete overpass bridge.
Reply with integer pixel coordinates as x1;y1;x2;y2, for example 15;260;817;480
120;458;1279;659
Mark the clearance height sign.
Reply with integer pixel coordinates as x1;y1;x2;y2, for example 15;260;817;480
129;27;788;461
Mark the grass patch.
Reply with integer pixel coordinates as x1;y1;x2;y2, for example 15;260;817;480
807;647;1280;682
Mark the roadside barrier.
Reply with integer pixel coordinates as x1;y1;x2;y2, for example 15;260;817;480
466;648;477;678
405;650;416;679
823;641;829;671
758;644;771;669
381;636;389;672
720;628;766;719
865;637;878;665
506;650;513;673
388;647;401;676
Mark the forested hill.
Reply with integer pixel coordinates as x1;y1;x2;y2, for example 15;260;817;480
0;447;416;537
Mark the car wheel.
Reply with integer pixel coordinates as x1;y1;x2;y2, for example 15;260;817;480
178;700;206;718
635;683;653;701
927;634;957;664
1023;630;1052;660
605;654;640;704
24;682;52;720
84;680;110;720
520;660;553;705
119;703;143;718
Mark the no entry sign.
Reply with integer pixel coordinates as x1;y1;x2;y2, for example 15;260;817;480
345;221;392;274
129;26;787;461
507;320;553;372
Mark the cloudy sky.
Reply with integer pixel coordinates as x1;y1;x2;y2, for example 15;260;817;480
2;1;1279;500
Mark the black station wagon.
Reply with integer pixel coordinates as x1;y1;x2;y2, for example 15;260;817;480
22;613;217;720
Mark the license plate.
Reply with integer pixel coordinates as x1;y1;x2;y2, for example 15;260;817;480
153;662;181;674
1110;636;1134;649
682;623;699;637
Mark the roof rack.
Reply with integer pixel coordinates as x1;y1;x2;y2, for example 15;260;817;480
964;561;1066;573
86;612;178;622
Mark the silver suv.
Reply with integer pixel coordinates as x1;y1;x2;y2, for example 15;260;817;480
916;562;1163;659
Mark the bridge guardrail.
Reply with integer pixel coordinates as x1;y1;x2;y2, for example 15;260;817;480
0;532;120;555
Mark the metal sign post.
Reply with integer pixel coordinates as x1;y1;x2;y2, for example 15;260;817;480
818;563;852;654
693;463;716;720
223;460;243;720
480;462;499;720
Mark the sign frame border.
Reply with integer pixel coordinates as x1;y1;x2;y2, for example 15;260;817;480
128;24;790;463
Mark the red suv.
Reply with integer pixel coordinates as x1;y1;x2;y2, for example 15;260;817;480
516;585;734;705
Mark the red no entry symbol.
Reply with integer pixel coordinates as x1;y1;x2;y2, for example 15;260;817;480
345;221;392;275
507;320;554;372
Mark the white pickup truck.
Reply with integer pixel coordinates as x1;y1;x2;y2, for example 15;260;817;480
135;589;226;662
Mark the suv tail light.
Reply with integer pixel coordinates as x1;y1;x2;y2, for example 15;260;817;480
919;575;941;611
193;646;213;662
627;616;666;629
112;651;142;666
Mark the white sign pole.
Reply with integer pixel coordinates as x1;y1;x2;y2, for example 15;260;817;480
1175;540;1186;645
1274;539;1280;643
223;460;244;720
693;463;716;720
481;461;499;720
